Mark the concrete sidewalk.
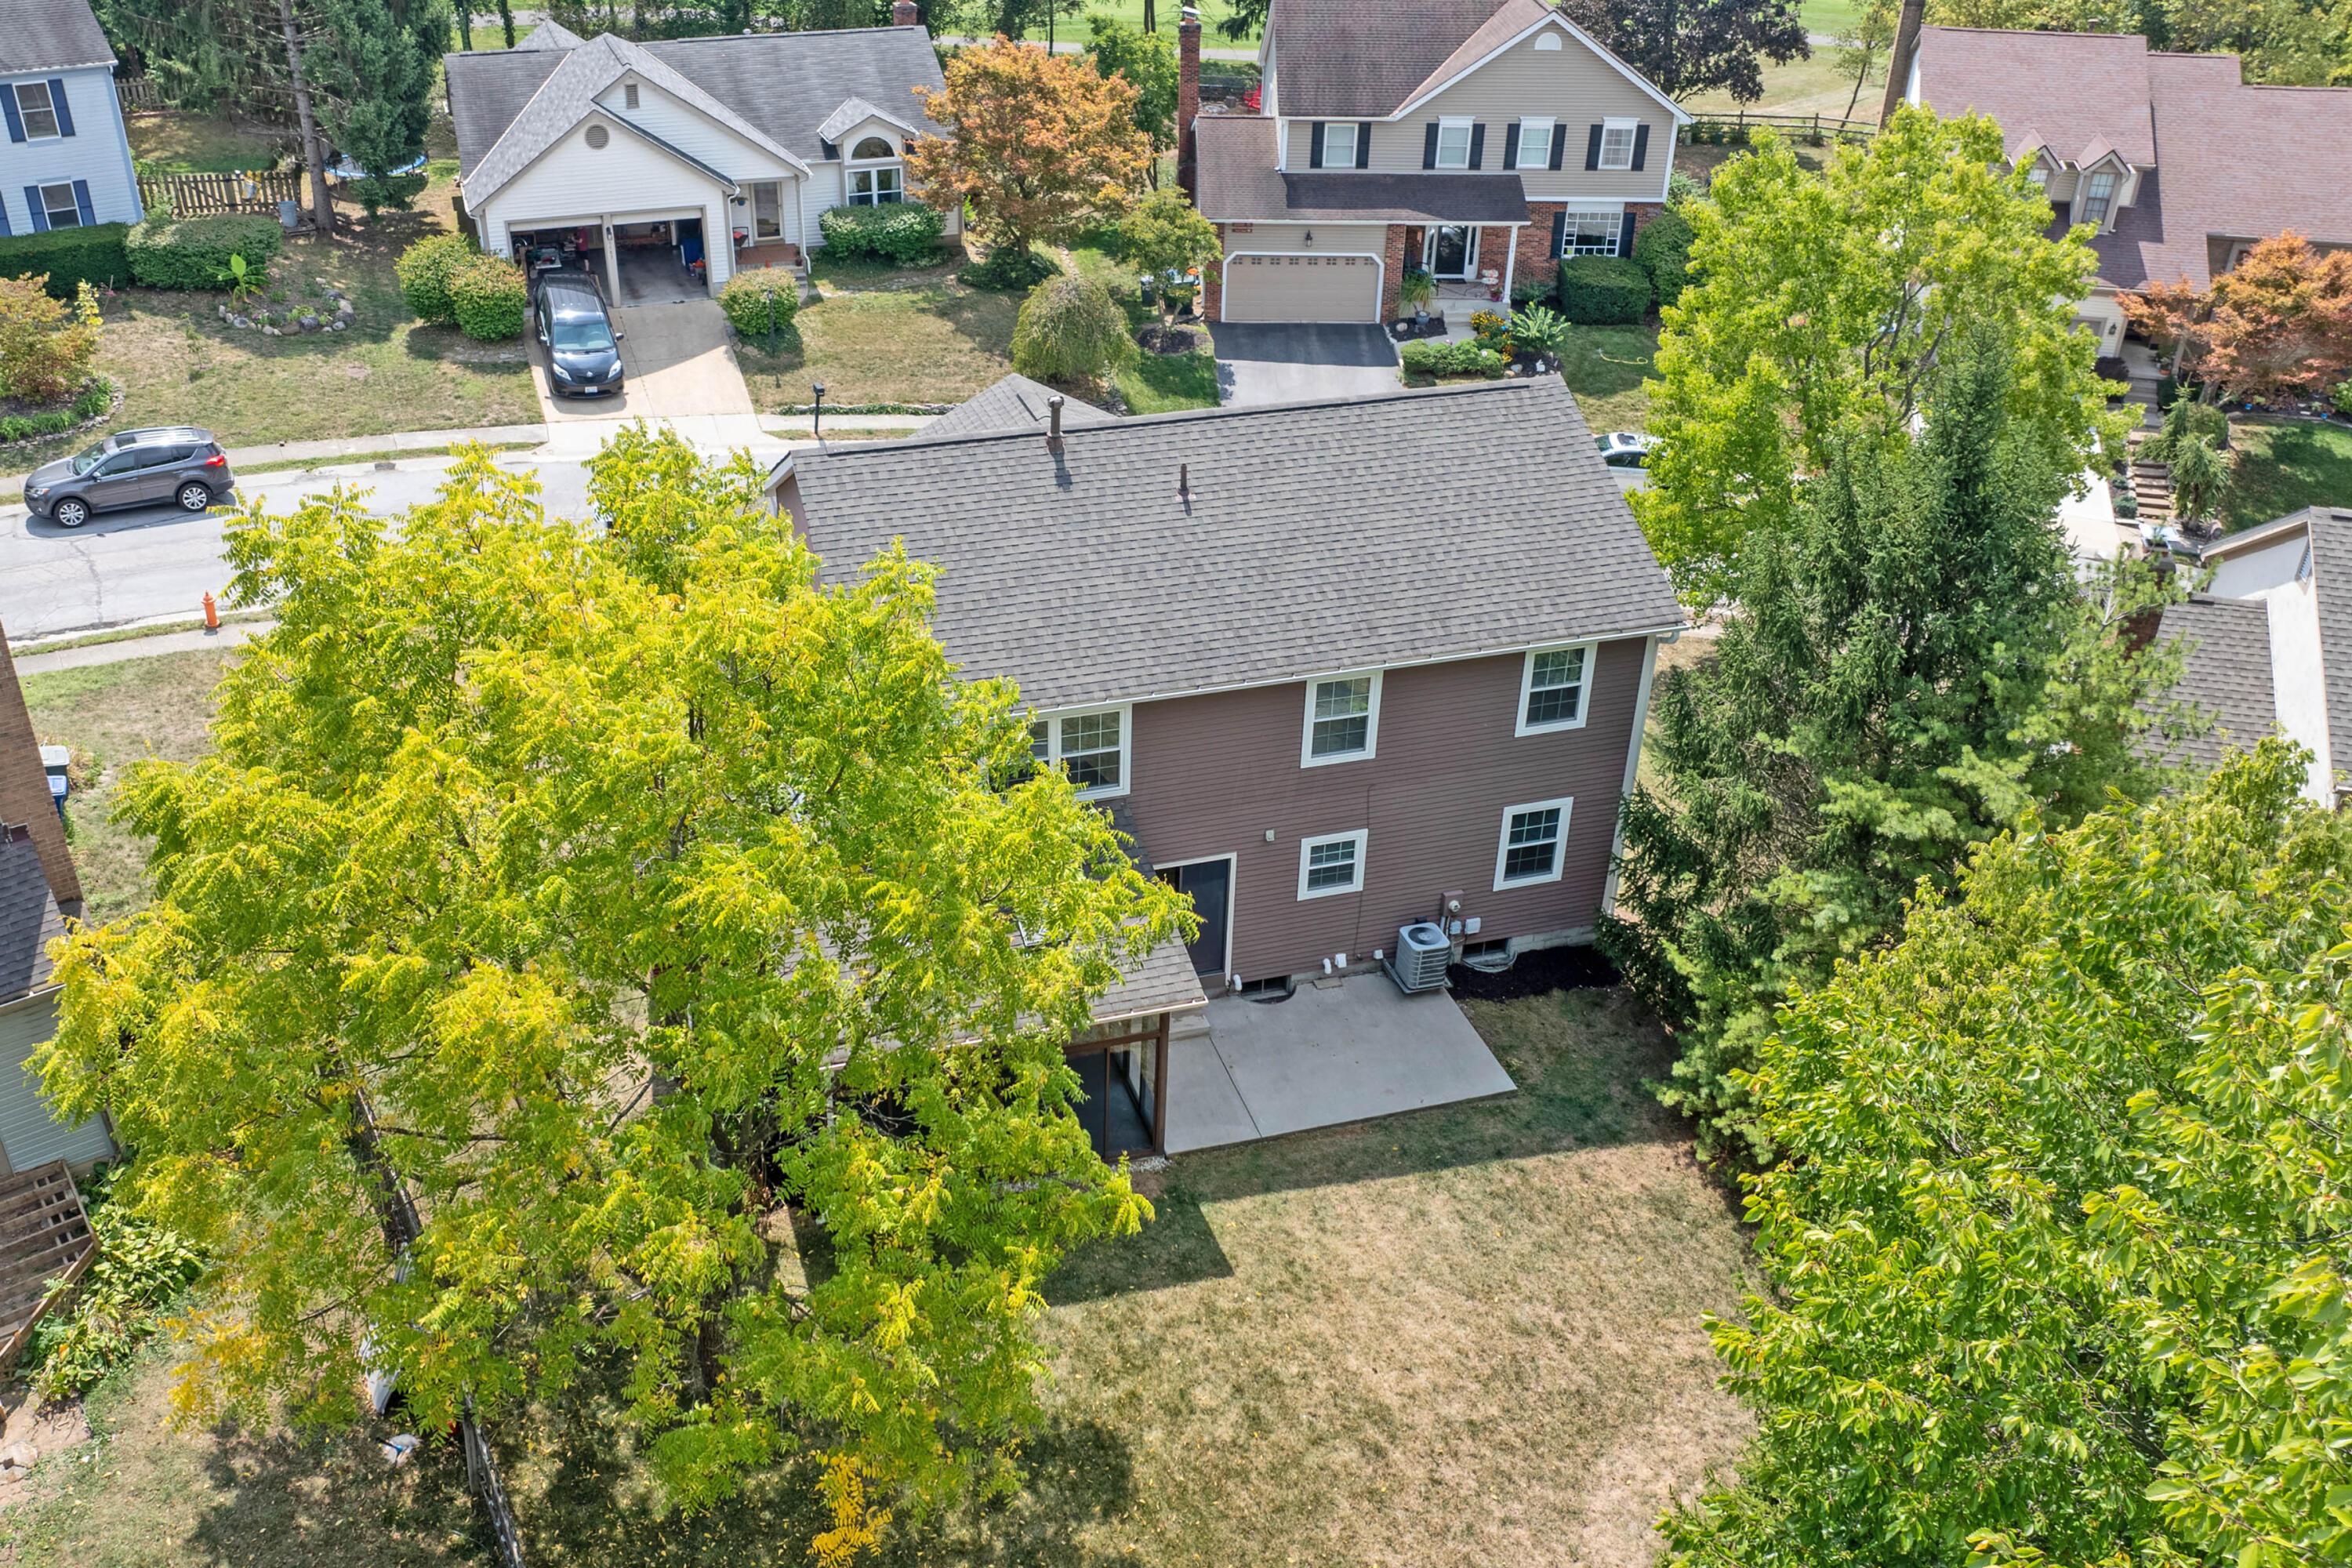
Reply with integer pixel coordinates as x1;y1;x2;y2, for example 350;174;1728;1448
15;619;272;674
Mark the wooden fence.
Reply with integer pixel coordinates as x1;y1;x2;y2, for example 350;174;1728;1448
137;169;303;220
115;76;163;114
1681;109;1877;146
0;1161;96;1371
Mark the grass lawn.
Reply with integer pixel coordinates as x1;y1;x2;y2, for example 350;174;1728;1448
2223;417;2352;533
1684;49;1882;120
1562;323;1660;436
1068;244;1221;414
125;110;290;173
739;249;1022;409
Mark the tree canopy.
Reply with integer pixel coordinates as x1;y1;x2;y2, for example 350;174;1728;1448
1557;0;1810;103
1661;742;2352;1568
1083;15;1179;148
1636;107;2122;605
2125;231;2352;405
39;436;1191;1526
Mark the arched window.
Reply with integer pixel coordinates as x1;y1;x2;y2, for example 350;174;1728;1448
848;133;905;206
851;136;895;161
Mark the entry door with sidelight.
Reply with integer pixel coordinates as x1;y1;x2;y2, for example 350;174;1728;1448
1159;859;1232;978
1427;224;1478;280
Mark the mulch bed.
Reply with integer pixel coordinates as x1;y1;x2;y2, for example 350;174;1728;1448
1136;323;1203;355
1446;942;1621;1002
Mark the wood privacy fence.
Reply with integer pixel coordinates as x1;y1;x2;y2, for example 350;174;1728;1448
115;76;163;113
1680;109;1878;146
137;169;303;220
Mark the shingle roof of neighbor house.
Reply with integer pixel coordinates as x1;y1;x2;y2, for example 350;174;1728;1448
2152;595;2279;772
1911;27;2352;289
920;376;1117;442
2296;507;2352;766
0;829;63;1006
1272;0;1545;118
3;0;114;74
445;25;945;186
1195;115;1532;223
775;378;1681;713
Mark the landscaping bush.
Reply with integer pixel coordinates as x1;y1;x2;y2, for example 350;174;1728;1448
2334;379;2352;418
0;275;102;402
125;212;282;290
1633;207;1693;310
1400;338;1506;380
350;172;427;216
718;269;800;343
24;1164;204;1401
0;223;130;296
960;245;1059;291
447;252;528;341
2141;396;2229;462
396;232;474;325
818;201;946;266
1555;256;1650;325
0;379;111;445
1010;272;1131;383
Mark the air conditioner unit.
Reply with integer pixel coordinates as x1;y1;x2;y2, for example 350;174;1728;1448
1385;921;1450;993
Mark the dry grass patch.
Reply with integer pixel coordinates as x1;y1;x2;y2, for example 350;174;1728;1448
738;258;1021;410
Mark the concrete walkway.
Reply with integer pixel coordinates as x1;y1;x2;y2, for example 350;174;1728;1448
15;619;272;674
1164;973;1516;1153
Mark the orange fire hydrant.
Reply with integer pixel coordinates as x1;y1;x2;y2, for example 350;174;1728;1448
201;591;220;632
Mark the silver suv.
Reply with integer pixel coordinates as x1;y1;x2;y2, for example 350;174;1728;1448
22;427;234;529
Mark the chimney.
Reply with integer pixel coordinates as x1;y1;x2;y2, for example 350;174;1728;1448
1047;394;1065;451
892;0;919;26
1177;5;1202;196
1880;0;1926;129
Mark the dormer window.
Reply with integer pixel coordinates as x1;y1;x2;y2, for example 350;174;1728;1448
2081;169;2118;226
2026;162;2049;187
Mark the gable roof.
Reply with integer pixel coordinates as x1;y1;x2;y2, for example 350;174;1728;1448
1269;0;1682;122
775;379;1680;713
517;19;586;49
2301;508;2352;773
1912;27;2156;167
919;376;1116;441
448;25;946;187
2152;595;2279;773
1;0;114;75
0;829;61;1007
815;96;918;144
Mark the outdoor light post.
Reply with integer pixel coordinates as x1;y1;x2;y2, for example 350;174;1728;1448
812;381;826;439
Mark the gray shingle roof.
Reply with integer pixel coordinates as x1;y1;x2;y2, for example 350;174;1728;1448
2302;508;2352;787
1271;0;1527;118
2152;595;2278;773
1913;27;2156;167
517;19;586;50
778;378;1680;713
447;26;946;185
0;831;61;1006
0;0;114;74
816;96;916;144
1196;115;1530;223
919;376;1116;441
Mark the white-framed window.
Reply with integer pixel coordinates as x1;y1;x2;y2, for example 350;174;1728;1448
1559;209;1621;256
1026;705;1131;799
1301;670;1381;766
2024;161;2049;188
1321;120;1357;167
1598;117;1638;170
1515;117;1554;171
1516;642;1593;735
1297;828;1368;900
848;134;906;205
1494;797;1573;891
1434;117;1473;169
38;183;81;230
12;82;60;141
2080;169;2118;226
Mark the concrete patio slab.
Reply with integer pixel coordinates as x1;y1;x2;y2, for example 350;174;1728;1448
1176;973;1515;1150
1163;1028;1261;1154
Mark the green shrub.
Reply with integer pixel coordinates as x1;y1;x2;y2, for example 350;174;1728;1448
25;1164;205;1401
2336;380;2352;419
718;269;800;343
125;212;282;290
1555;256;1650;325
395;233;473;325
448;252;528;341
1010;273;1131;383
960;245;1058;291
0;223;131;296
2141;396;2229;463
0;379;112;444
1509;303;1570;358
818;201;946;266
350;172;427;216
1633;207;1693;309
1400;338;1506;380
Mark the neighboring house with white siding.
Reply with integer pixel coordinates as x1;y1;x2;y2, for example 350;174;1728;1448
0;825;112;1176
0;0;143;240
443;4;954;296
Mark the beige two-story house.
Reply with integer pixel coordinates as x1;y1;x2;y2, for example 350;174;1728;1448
1184;0;1686;325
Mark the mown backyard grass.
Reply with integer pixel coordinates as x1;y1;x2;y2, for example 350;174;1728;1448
738;249;1022;409
1684;48;1882;120
125;111;289;173
2223;417;2352;533
1068;244;1221;415
1561;323;1660;435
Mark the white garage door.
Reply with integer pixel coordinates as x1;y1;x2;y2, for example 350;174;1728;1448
1221;252;1383;324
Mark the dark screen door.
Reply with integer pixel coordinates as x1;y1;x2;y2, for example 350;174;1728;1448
1162;860;1231;977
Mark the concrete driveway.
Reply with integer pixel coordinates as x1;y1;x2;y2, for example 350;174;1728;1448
530;298;757;434
1210;323;1401;406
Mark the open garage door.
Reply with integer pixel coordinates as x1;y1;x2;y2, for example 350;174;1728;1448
1221;252;1383;325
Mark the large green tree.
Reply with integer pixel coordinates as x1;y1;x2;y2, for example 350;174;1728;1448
1661;741;2352;1568
1602;328;2189;1164
1637;107;2122;605
1556;0;1810;103
39;436;1189;1526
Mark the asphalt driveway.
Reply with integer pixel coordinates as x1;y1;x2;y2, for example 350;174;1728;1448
1210;323;1401;406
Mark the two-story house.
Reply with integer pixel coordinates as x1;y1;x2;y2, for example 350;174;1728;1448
1178;0;1685;325
1900;26;2352;357
1;0;143;239
444;2;953;296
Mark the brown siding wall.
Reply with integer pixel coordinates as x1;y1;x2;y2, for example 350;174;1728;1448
0;630;79;914
1120;637;1651;983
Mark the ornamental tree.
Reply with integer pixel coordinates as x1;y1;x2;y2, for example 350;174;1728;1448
905;38;1153;269
1638;107;2122;604
1556;0;1809;103
2127;232;2352;404
1661;742;2352;1568
38;434;1190;1526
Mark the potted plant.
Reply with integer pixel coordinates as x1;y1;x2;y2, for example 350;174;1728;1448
1400;267;1435;330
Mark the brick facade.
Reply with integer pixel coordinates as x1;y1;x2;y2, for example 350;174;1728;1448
1380;223;1410;321
1202;222;1225;318
0;628;82;914
1516;205;1566;299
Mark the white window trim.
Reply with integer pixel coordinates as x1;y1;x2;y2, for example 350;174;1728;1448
1515;641;1595;736
38;183;80;230
1493;797;1573;891
1516;116;1554;170
1558;206;1623;258
1297;828;1369;901
1434;116;1474;170
1032;702;1132;800
13;82;60;141
750;180;783;239
1321;120;1358;167
1598;116;1638;171
2079;168;2118;228
1300;669;1383;768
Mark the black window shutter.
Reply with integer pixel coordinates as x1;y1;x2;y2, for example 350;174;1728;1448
1;91;21;143
22;185;46;233
1617;211;1637;256
71;179;93;226
1550;129;1566;171
49;78;74;138
1468;122;1485;169
1423;122;1439;169
1501;122;1520;170
1631;123;1650;171
1356;122;1371;168
1550;209;1566;256
1584;123;1603;170
0;196;10;236
1309;122;1326;169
